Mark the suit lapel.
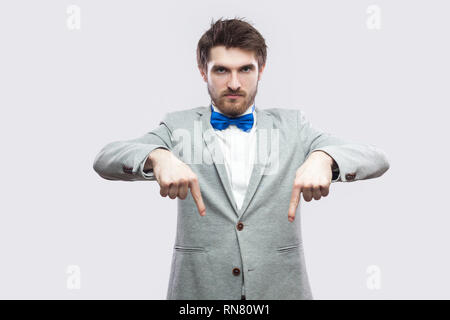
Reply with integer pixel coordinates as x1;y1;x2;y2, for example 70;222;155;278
199;106;239;215
237;108;273;219
198;106;273;220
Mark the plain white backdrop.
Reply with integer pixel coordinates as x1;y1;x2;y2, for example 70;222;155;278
0;0;448;299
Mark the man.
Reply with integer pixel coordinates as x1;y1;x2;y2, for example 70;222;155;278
93;17;390;300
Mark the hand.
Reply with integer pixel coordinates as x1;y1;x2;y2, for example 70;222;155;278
146;148;206;216
287;151;334;222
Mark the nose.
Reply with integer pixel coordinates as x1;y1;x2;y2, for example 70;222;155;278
227;71;241;92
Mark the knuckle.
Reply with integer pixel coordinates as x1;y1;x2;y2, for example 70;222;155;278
160;180;171;188
293;181;302;189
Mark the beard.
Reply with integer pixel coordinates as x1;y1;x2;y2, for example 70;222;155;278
208;82;259;117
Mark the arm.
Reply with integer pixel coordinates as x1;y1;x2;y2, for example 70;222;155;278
297;110;390;183
92;114;173;181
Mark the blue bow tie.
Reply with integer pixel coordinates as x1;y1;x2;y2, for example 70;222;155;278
210;104;255;132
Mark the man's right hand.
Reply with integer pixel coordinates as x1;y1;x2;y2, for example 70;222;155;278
145;148;206;216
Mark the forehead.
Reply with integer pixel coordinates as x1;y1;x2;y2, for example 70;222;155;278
208;45;257;69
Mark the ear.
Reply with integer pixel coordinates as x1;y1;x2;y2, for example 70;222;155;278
257;64;266;81
198;65;208;82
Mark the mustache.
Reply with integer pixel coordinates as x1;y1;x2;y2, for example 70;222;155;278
224;92;244;96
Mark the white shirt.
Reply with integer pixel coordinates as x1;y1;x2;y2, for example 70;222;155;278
211;102;257;211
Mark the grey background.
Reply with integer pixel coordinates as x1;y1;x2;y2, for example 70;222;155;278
0;0;448;299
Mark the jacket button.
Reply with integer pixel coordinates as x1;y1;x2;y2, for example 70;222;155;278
122;165;133;174
345;173;356;181
236;222;244;231
232;267;241;276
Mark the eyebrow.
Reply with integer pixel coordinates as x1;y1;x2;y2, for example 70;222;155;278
211;64;255;71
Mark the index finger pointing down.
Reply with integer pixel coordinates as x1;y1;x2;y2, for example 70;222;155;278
189;179;206;216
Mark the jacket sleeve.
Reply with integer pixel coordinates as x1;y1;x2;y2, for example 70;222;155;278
92;114;173;181
297;110;390;183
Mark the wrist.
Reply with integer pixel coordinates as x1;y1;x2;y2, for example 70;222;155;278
310;150;334;167
145;148;169;171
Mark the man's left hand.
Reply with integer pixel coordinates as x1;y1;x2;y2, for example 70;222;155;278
288;151;335;222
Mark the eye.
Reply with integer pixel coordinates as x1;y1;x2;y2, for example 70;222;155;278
216;68;226;73
241;66;252;72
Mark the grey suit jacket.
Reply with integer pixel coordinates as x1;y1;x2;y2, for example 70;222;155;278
92;106;390;300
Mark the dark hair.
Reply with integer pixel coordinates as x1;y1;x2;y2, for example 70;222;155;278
196;17;268;72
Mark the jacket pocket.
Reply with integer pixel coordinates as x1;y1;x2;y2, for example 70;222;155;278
174;245;206;253
276;242;301;253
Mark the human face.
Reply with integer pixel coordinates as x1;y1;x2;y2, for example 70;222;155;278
199;46;265;117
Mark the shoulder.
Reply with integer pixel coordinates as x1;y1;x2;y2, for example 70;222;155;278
260;107;302;128
160;106;206;126
261;107;299;118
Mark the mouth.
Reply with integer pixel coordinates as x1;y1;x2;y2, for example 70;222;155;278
226;95;242;99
